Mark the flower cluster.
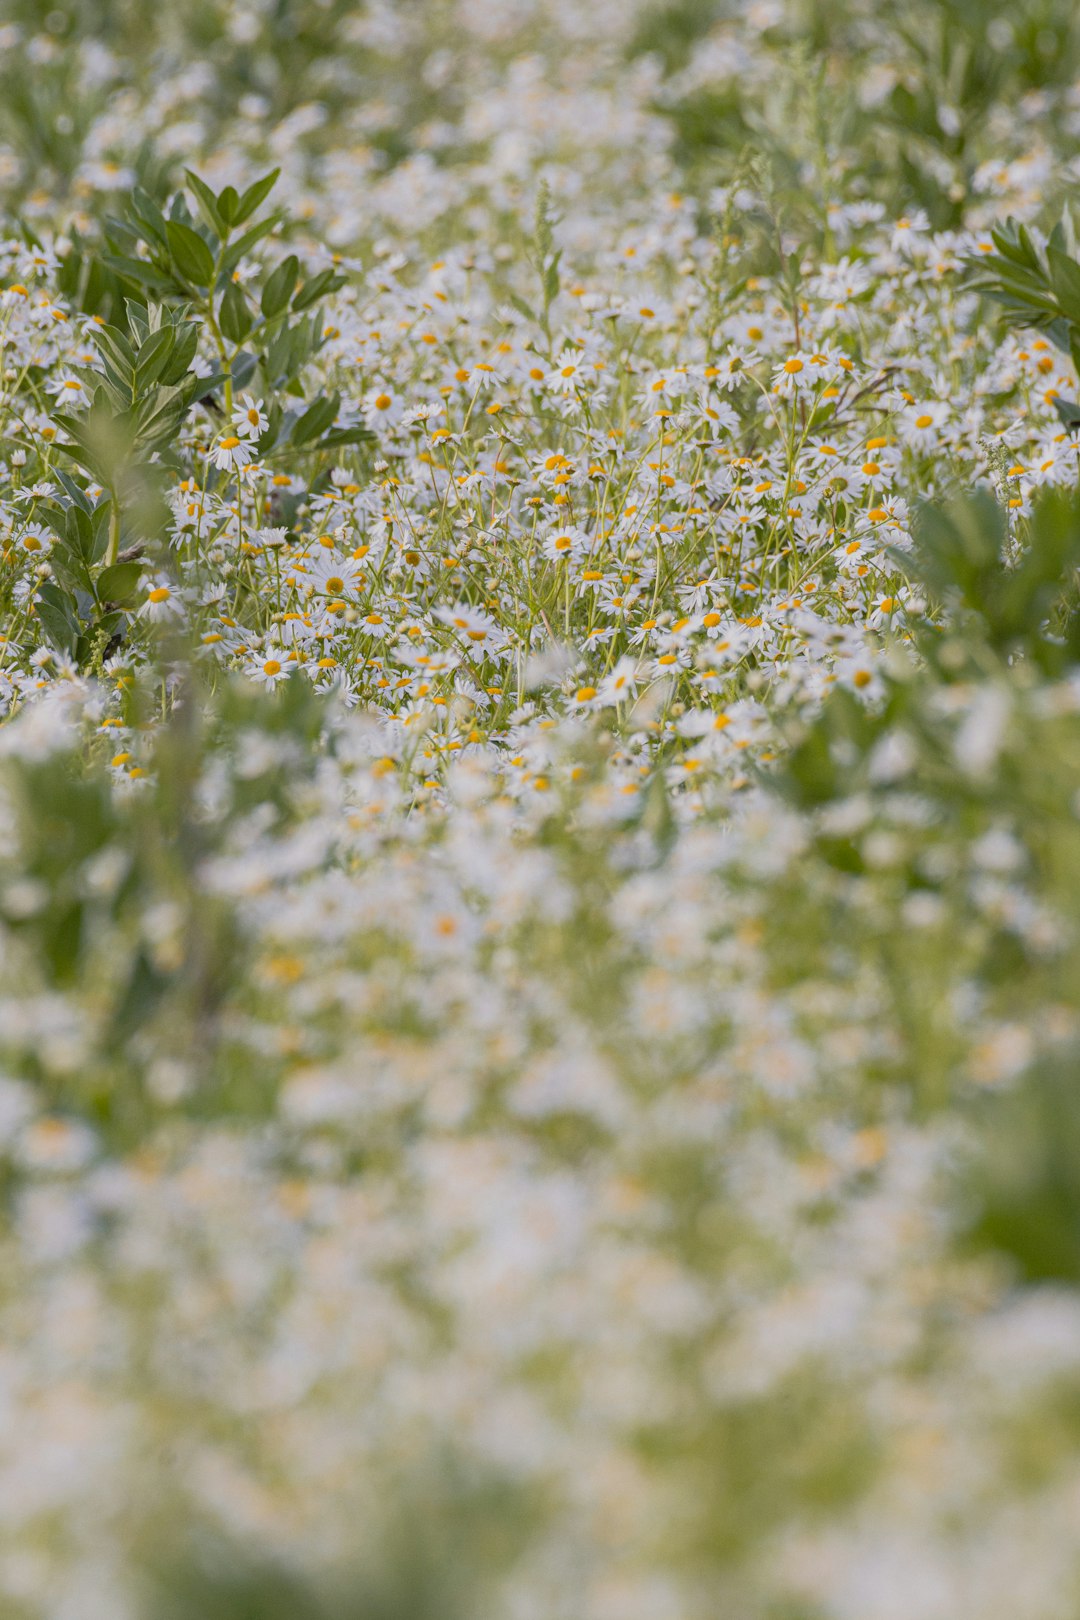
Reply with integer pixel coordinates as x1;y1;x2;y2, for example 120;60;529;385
1;1;1080;1618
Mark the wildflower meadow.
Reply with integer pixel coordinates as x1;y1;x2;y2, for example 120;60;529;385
2;0;1080;1615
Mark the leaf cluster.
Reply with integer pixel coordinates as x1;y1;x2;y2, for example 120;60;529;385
968;214;1080;428
897;485;1080;673
101;169;368;436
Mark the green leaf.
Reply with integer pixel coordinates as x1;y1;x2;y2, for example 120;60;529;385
104;217;143;253
219;280;253;344
125;300;151;343
90;499;112;563
131;187;169;249
166;220;216;288
544;250;562;306
989;224;1039;268
49;549;93;595
217;185;240;225
261;254;299;318
96;561;144;603
135;325;176;390
35;581;80;654
184;170;226;238
40;505;70;545
507;291;537;324
65;503;95;562
291;392;340;445
95;323;137;376
254;400;285;455
319;425;375;448
96;369;135;413
292;268;345;312
1048;317;1073;354
55;470;93;512
101;252;177;295
232;351;257;390
53;441;110;484
1047;246;1080;326
219;211;285;278
233;168;280;225
973;260;1055;304
265;317;316;385
134;383;194;450
160;322;200;386
52;409;97;449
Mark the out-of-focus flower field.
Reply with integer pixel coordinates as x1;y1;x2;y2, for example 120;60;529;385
3;0;1080;1614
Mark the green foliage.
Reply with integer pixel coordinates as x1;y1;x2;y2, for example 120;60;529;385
963;1055;1080;1283
897;484;1080;671
40;172;377;674
93;168;371;443
506;182;563;347
968;215;1080;424
140;1466;534;1620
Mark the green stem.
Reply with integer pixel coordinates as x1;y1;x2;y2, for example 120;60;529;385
105;498;120;567
206;300;233;415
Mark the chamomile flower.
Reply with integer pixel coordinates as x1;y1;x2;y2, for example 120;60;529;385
541;527;590;565
246;652;291;685
436;602;501;645
306;552;367;599
138;579;184;621
212;433;256;471
233;393;269;440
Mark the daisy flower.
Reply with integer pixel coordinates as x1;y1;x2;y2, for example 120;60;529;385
212;434;256;471
232;393;269;440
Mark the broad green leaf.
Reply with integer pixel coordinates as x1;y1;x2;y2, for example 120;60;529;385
1053;397;1080;430
102;252;177;294
232;351;257;390
261;254;299;318
160;323;200;386
292;268;345;312
219;210;285;278
185;170;226;238
96;369;135;412
55;470;93;511
131;187;169;248
166;220;216;288
217;185;240;225
96;561;144;603
291;391;340;445
319;425;375;447
233;168;280;225
125;299;151;343
65;503;95;562
134;384;193;449
35;582;80;653
1048;246;1080;326
135;325;176;390
90;498;113;562
95;323;137;376
219;280;253;344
